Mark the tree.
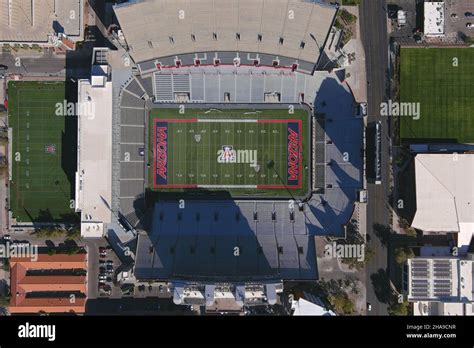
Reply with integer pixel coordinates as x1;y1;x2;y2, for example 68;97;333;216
388;300;409;316
341;246;374;270
65;228;81;241
0;295;11;307
328;293;355;315
395;247;415;265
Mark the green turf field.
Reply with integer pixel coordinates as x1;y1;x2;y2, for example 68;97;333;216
9;81;77;223
148;108;310;197
400;48;474;144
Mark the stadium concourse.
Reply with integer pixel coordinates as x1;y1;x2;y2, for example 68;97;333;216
74;0;363;309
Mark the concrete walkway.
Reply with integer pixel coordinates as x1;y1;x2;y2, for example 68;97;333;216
342;6;368;104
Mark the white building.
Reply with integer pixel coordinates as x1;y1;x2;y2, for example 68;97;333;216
411;154;474;254
75;48;113;237
291;292;336;316
406;253;474;316
424;2;445;37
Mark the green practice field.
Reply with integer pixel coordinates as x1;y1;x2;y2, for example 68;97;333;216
400;48;474;144
9;81;77;223
149;108;310;197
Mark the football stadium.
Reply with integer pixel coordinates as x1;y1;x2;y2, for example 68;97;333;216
72;0;364;309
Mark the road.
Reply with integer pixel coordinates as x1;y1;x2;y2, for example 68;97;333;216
360;0;391;316
0;49;91;79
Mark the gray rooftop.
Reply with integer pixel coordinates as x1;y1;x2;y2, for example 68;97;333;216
0;0;83;42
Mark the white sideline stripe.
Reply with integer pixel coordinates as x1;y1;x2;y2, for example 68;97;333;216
199;185;257;189
197;119;257;123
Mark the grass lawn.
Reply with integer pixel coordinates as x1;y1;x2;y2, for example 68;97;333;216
9;81;78;223
400;48;474;144
148;108;310;198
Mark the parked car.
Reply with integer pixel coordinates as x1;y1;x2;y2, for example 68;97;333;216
367;302;372;311
466;23;474;28
106;260;114;266
98;275;107;280
465;12;474;17
3;234;11;241
138;147;145;156
359;102;368;116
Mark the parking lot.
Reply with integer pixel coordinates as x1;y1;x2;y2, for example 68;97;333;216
446;0;474;38
86;239;122;300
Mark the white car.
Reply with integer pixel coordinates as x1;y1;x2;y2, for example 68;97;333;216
467;23;474;28
367;302;372;311
98;275;107;281
3;234;11;241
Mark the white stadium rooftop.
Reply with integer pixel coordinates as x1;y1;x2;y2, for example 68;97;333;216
113;0;337;70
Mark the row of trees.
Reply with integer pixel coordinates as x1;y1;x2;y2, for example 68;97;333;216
33;228;81;241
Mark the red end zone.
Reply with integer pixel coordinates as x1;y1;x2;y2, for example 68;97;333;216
152;118;303;190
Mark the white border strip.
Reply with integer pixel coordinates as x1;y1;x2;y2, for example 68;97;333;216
197;119;257;123
199;185;257;189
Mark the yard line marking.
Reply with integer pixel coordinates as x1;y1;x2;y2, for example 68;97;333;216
197;119;257;123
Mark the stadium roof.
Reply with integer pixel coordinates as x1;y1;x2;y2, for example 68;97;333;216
9;254;87;314
412;154;474;252
0;0;83;43
113;0;337;66
76;78;113;237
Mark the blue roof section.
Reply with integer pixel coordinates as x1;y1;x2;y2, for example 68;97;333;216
306;76;363;237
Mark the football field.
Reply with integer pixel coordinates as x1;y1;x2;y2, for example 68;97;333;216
400;48;474;143
149;108;309;197
9;81;77;223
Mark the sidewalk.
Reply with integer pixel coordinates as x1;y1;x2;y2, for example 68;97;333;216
341;6;368;104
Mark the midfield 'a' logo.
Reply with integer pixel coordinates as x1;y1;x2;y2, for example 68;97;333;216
218;145;235;162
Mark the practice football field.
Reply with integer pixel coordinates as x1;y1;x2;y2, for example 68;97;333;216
149;108;309;197
400;48;474;144
9;81;77;223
